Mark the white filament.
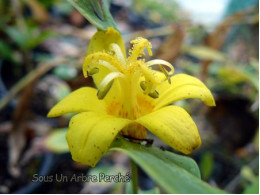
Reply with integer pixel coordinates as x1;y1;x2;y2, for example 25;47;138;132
146;59;174;75
99;72;125;90
109;43;126;67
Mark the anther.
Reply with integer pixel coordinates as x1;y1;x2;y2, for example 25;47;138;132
140;81;147;91
97;80;114;100
87;67;99;76
140;81;159;99
97;72;125;99
148;90;159;99
159;65;171;84
128;37;153;62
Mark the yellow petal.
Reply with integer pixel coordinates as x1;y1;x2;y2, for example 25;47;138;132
155;74;215;110
136;106;201;154
47;87;106;117
86;27;126;103
66;112;131;167
87;27;125;86
87;27;126;56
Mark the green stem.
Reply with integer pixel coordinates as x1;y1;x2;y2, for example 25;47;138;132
131;159;138;194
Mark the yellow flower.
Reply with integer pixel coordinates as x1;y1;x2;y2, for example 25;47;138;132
47;28;215;167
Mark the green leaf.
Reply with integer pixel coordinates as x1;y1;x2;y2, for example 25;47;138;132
139;187;160;194
241;166;257;183
85;163;128;193
125;181;160;194
200;152;214;180
218;67;259;90
90;0;104;20
6;26;28;49
26;28;55;50
110;138;226;194
53;65;78;80
0;41;14;61
45;128;69;153
182;45;226;61
243;177;259;194
133;0;179;23
66;0;117;30
6;26;54;50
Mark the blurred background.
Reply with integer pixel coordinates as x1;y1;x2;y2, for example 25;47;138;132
0;0;258;193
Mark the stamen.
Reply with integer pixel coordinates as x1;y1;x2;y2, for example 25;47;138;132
98;60;118;71
97;81;113;100
148;90;159;99
140;81;159;99
83;52;126;77
128;37;153;63
83;60;117;78
159;65;171;84
87;67;99;76
97;72;125;99
147;47;153;56
146;59;174;75
137;62;161;85
140;81;147;91
140;80;151;94
109;43;126;67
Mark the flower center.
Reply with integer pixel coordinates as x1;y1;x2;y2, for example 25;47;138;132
83;37;174;100
83;37;174;139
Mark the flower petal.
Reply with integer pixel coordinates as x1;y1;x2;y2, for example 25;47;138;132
155;74;215;110
87;27;126;57
87;27;126;87
47;87;106;117
85;28;126;104
66;112;131;167
136;105;201;154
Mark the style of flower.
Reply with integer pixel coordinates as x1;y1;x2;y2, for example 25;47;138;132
48;27;215;167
